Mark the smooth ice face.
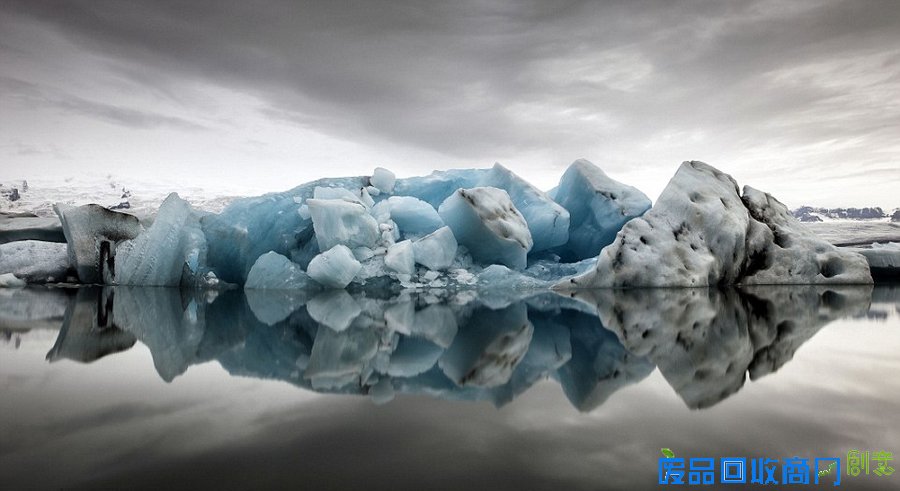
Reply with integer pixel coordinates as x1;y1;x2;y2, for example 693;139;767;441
245;251;314;290
561;161;873;288
392;168;485;208
307;244;362;289
371;196;443;238
485;164;569;252
384;240;415;275
116;193;207;287
552;159;651;261
370;167;396;194
54;203;142;284
308;198;381;251
412;226;457;270
438;187;532;270
393;164;568;252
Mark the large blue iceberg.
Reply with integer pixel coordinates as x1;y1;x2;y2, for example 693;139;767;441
117;159;649;289
1;159;879;288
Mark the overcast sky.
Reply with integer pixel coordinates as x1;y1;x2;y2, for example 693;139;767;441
1;0;898;207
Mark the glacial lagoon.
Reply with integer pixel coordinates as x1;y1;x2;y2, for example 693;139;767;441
1;285;898;490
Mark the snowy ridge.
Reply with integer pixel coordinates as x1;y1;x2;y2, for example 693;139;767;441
0;175;242;218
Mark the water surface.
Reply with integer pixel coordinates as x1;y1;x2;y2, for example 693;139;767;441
1;285;898;490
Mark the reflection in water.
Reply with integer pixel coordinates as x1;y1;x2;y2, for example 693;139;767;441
9;284;878;411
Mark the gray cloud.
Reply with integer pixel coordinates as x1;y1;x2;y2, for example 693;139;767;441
0;0;898;205
0;76;207;131
2;1;896;155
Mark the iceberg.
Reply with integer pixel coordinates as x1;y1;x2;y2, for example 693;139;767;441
371;196;443;238
308;198;381;251
9;160;885;289
846;242;900;281
552;159;651;261
484;164;569;252
412;226;457;271
54;203;142;283
384;240;415;275
394;164;568;252
0;240;69;283
245;251;314;290
370;167;396;194
200;175;367;284
307;244;362;288
560;161;873;288
438;187;532;270
115;193;206;287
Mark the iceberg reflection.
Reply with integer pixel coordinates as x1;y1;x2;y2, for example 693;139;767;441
32;284;875;410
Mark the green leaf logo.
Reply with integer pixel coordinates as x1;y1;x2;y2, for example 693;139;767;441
818;462;836;477
661;448;676;459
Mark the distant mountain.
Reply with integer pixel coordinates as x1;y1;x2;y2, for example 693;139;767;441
792;206;900;222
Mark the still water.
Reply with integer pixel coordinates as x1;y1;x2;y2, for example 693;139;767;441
1;285;898;490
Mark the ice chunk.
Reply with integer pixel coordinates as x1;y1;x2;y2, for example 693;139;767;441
307;290;362;332
0;240;69;283
412;226;458;271
307;244;362;288
392;168;486;208
371;196;443;238
384;240;415;275
245;251;314;290
438;187;532;269
370;167;396;194
307;198;380;251
116;193;207;287
484;164;569;251
201;175;366;284
393;165;568;252
54;203;142;283
352;246;375;262
561;161;873;288
846;242;900;281
0;272;25;287
552;159;651;261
